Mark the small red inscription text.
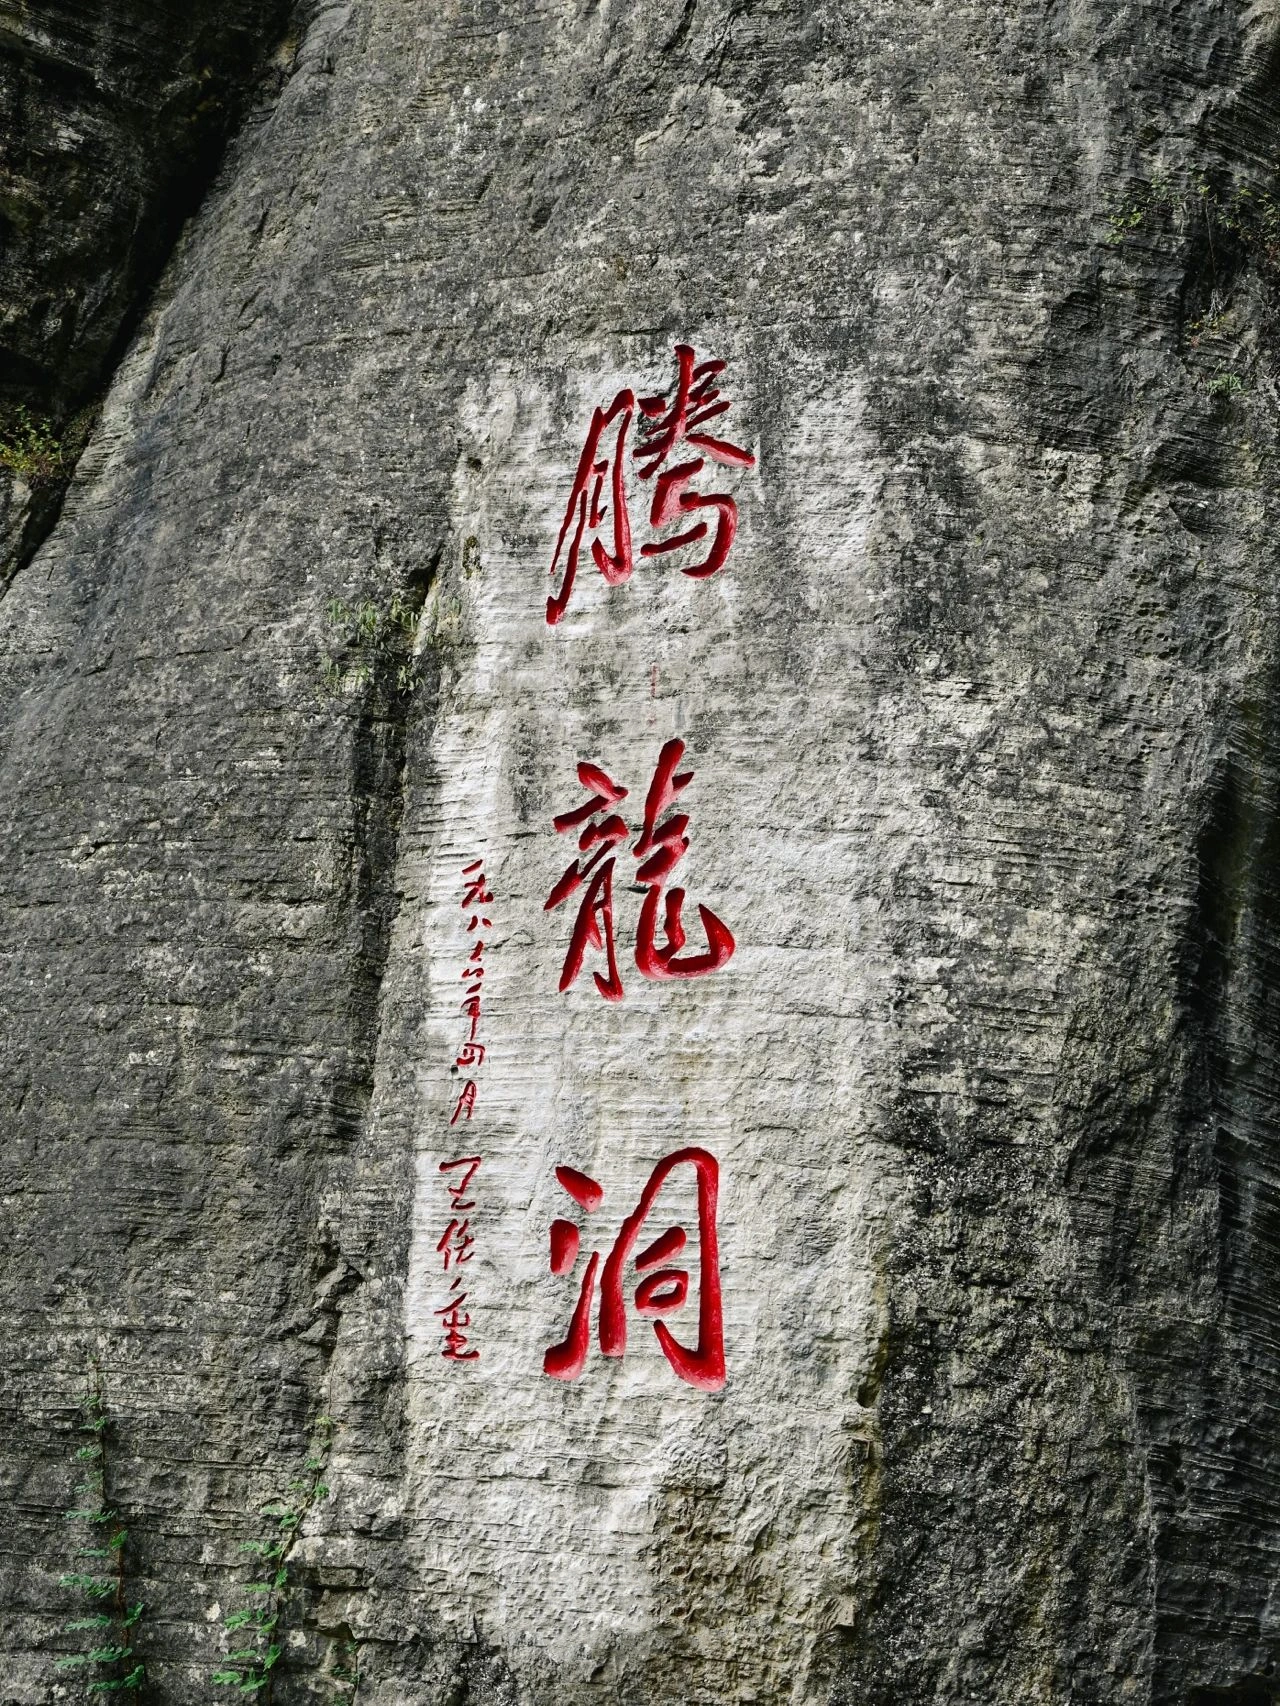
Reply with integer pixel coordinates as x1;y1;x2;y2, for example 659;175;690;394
435;858;495;1364
436;1155;481;1362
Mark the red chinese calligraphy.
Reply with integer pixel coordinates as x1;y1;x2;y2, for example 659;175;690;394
543;1147;725;1391
440;1154;481;1209
635;344;756;580
436;1294;479;1362
545;739;734;1000
633;736;736;980
437;1156;482;1363
547;391;636;626
436;858;495;1365
543;762;630;1002
437;1214;476;1269
547;344;754;624
450;1079;477;1125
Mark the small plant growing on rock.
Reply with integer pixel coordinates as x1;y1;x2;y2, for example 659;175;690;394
1104;203;1148;244
328;1635;360;1696
56;1367;146;1696
1103;172;1176;244
214;1416;343;1700
322;593;420;697
0;406;67;484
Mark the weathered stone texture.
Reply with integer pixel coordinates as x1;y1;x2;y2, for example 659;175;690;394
3;2;1280;1703
0;0;298;593
0;0;293;418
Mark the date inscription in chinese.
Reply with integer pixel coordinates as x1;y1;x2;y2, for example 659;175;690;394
435;858;495;1364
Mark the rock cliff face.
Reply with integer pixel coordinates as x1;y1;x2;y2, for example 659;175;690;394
0;0;294;415
4;2;1280;1703
0;0;296;586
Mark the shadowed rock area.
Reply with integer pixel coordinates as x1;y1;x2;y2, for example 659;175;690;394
0;0;296;584
3;2;1280;1703
0;0;296;415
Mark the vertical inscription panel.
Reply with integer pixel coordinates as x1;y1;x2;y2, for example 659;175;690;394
398;349;887;1702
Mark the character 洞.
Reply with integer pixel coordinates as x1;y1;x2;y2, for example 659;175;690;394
543;1147;725;1392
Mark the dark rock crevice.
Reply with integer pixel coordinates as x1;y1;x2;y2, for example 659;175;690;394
272;567;444;1699
0;0;300;420
0;0;310;589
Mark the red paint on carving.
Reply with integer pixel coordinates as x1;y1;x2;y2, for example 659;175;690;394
635;886;736;979
633;739;734;981
555;1165;605;1211
544;1250;600;1380
636;1225;687;1270
437;862;494;1365
544;1147;725;1392
638;475;738;579
549;1218;581;1275
463;876;494;912
437;1216;475;1268
634;344;754;580
545;760;631;1000
558;861;624;1000
633;738;693;883
546;346;753;622
598;1146;725;1390
547;741;733;999
449;1080;477;1125
547;391;636;625
439;1155;481;1206
437;1295;480;1362
635;1268;689;1315
635;347;756;475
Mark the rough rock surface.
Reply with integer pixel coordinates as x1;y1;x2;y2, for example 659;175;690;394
0;0;295;585
0;0;293;416
3;2;1280;1703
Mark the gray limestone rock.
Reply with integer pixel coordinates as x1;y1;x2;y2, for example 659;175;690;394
0;0;295;586
3;2;1280;1703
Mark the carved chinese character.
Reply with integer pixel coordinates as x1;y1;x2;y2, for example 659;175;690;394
545;740;734;1000
543;1147;725;1391
436;1294;479;1362
546;345;754;624
462;860;494;927
436;1216;475;1269
546;392;636;626
435;867;492;1368
449;1080;477;1124
439;1155;481;1210
437;1160;482;1362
